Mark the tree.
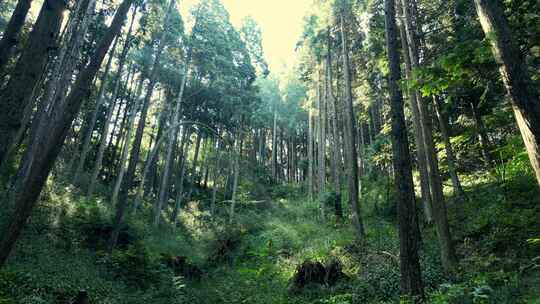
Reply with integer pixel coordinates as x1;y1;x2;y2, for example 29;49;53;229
339;12;365;240
0;0;66;167
0;0;134;268
473;0;540;186
401;0;457;271
0;0;32;75
384;0;424;299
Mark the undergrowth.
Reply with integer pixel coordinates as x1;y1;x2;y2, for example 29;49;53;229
0;167;539;303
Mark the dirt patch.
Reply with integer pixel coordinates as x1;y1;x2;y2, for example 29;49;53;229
289;259;348;292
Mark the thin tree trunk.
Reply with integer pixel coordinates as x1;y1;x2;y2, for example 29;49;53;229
433;95;465;200
229;137;241;225
470;101;492;164
171;129;190;224
154;60;190;227
384;0;424;299
86;37;121;197
308;109;314;203
474;0;540;185
317;67;326;218
271;109;278;181
111;80;141;206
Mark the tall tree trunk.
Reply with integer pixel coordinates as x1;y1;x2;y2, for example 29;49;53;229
308;109;314;203
339;14;365;240
0;0;133;268
327;42;343;221
398;12;433;222
171;129;190;224
110;79;141;207
271;108;278;181
154;60;190;227
317;68;326;218
229;137;241;225
474;0;540;185
0;0;65;166
402;0;457;272
384;0;424;299
0;0;33;75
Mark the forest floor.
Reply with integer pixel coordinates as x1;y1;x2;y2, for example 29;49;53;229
0;168;539;303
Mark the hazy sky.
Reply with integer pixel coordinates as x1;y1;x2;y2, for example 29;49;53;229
221;0;312;73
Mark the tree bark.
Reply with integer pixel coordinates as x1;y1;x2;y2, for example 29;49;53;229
326;41;342;221
384;0;424;299
474;0;540;185
339;14;365;240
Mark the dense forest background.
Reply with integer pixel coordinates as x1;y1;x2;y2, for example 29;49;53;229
0;0;539;303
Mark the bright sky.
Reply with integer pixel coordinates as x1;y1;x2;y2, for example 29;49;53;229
220;0;312;73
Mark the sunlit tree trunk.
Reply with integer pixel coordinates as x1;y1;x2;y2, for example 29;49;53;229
474;0;540;185
384;0;424;299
